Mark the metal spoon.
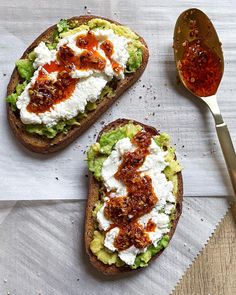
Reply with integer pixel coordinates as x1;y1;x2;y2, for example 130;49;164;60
173;8;236;197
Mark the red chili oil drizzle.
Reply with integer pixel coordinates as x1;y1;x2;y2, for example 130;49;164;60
27;63;78;113
76;31;98;50
104;131;158;251
145;219;156;232
27;32;119;114
57;45;106;71
179;39;222;97
100;40;123;74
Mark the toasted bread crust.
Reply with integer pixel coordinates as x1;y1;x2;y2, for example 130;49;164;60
7;16;149;154
84;119;183;275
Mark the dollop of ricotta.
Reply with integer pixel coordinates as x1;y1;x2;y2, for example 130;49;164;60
33;42;56;69
16;29;130;127
97;137;176;265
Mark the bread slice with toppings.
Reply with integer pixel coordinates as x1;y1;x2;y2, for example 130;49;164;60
6;16;149;153
85;119;183;274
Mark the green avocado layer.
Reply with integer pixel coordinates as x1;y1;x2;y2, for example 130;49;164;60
6;18;144;139
24;85;115;139
87;123;182;269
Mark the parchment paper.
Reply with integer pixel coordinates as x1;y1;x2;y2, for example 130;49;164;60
0;197;229;295
0;0;235;200
0;1;234;294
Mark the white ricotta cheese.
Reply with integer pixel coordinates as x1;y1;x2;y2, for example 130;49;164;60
16;28;130;127
104;227;120;252
93;29;129;67
118;246;139;266
136;209;170;246
139;139;168;173
139;139;175;206
101;137;135;197
17;74;109;127
93;29;130;79
33;42;56;69
97;136;176;265
70;69;93;79
97;204;113;231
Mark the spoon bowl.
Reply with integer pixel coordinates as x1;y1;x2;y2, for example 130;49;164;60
174;8;224;83
173;8;236;199
173;8;224;97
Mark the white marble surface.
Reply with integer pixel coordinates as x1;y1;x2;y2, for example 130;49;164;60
0;1;235;294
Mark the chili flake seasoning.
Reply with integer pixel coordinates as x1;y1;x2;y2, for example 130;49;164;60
178;39;223;97
104;131;158;251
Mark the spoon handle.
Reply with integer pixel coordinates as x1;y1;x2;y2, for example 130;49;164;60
202;96;236;198
215;122;236;197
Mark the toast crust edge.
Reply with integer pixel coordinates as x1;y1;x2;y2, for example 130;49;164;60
84;118;183;275
7;16;149;153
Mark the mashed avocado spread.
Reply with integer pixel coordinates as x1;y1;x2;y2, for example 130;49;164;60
6;19;144;138
87;123;182;269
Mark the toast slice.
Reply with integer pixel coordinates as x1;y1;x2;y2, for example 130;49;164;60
85;119;183;275
7;16;149;153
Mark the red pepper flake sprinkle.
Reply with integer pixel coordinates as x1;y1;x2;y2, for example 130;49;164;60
179;39;222;97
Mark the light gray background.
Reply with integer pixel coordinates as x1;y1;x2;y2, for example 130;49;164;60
0;0;235;294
